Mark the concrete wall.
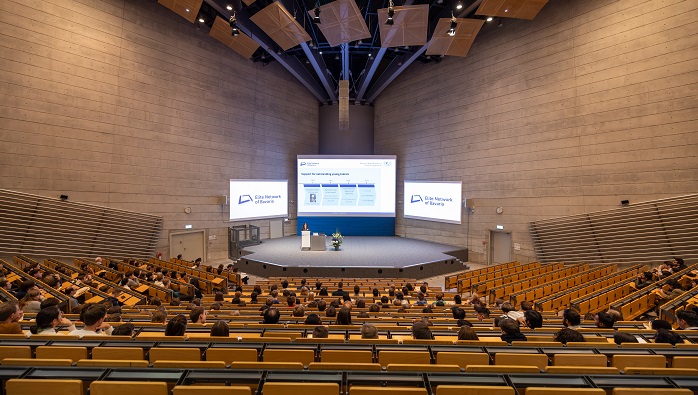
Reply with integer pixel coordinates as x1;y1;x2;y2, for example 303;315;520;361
319;104;374;155
0;0;319;260
374;0;698;264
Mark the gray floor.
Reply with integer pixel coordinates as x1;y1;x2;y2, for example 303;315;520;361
241;236;463;268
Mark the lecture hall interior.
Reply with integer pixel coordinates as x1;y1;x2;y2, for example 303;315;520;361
0;0;697;394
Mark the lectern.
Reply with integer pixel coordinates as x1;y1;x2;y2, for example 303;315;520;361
301;231;311;251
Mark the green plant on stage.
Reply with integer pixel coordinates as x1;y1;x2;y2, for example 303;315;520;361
331;230;343;247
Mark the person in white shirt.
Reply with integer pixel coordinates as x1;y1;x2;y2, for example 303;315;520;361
29;306;76;336
69;304;113;338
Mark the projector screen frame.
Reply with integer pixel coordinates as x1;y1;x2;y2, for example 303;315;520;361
297;155;397;217
229;179;289;222
403;180;463;224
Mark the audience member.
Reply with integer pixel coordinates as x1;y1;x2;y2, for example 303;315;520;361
613;332;638;345
361;323;378;339
0;302;23;334
112;323;135;337
650;319;673;330
457;326;479;341
553;328;585;344
411;321;433;340
594;312;614;329
500;319;526;343
210;320;230;337
312;325;329;338
165;314;187;336
263;308;280;324
654;328;684;345
70;304;113;337
189;306;207;324
29;306;75;336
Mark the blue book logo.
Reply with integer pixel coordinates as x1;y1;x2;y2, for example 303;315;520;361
238;195;253;204
410;195;422;203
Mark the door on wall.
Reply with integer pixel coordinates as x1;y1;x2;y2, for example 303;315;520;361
490;231;512;264
170;230;205;262
270;219;284;239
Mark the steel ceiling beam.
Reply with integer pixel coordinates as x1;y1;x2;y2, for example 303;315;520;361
205;0;330;102
364;0;482;103
354;0;414;103
277;0;337;102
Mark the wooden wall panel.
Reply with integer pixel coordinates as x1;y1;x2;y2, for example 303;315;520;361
374;0;698;263
0;0;318;260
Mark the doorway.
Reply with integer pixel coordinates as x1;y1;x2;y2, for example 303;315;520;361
489;230;512;264
170;230;206;262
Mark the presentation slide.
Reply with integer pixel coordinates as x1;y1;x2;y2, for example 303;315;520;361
297;155;396;217
404;181;462;224
230;180;288;221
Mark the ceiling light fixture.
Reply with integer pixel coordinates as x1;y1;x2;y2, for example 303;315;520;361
313;3;321;24
185;8;190;12
198;17;205;23
226;5;233;10
456;2;462;10
386;0;395;25
229;12;239;36
486;16;493;22
448;12;457;37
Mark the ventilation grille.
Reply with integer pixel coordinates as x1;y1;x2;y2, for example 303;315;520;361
530;194;698;264
0;189;163;259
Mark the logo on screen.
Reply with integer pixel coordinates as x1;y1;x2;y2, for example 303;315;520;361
300;162;306;166
410;195;423;203
238;195;253;204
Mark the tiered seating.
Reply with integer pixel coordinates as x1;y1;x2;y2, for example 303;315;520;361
487;264;585;304
445;261;524;293
535;264;644;312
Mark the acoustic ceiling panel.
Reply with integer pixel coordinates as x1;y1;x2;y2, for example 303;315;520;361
158;0;203;23
241;0;257;6
251;2;311;51
377;5;428;48
476;0;549;20
426;18;484;57
210;16;260;60
312;0;371;48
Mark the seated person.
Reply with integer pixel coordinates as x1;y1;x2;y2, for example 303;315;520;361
594;312;615;329
111;323;135;337
165;314;188;336
634;271;655;289
411;321;433;340
312;325;328;338
499;319;526;343
553;328;585;344
613;332;638;345
361;323;378;339
457;326;479;341
210;320;230;337
29;306;76;336
69;304;113;337
653;279;684;302
654;328;684;345
0;302;24;334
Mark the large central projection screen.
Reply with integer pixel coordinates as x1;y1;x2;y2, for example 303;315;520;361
297;155;396;217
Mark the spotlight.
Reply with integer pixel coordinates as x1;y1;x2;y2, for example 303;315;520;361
448;12;457;37
226;5;233;10
386;0;394;25
313;4;321;24
229;13;239;36
185;8;190;12
198;17;205;23
486;16;493;22
456;1;462;10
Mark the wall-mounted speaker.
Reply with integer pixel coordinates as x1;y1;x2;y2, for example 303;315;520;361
621;200;630;205
218;195;229;205
60;195;68;200
465;198;474;208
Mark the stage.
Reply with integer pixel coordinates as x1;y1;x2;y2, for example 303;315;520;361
238;236;468;278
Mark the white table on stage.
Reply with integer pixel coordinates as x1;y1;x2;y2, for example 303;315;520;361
301;231;311;251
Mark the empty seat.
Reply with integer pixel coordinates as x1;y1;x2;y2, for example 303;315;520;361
378;351;430;368
263;349;314;366
672;356;698;369
153;360;226;368
611;355;666;371
624;367;698;376
91;381;169;395
545;366;619;374
205;348;258;364
92;346;144;361
321;350;373;363
173;386;251;395
309;362;382;371
36;346;87;363
435;352;489;369
230;361;304;370
2;358;73;366
350;387;428;395
465;365;540;373
6;379;83;395
552;354;607;367
263;382;340;395
495;353;548;370
526;389;605;395
612;389;693;395
149;347;201;362
386;363;460;372
77;359;149;367
0;346;31;361
436;386;514;395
